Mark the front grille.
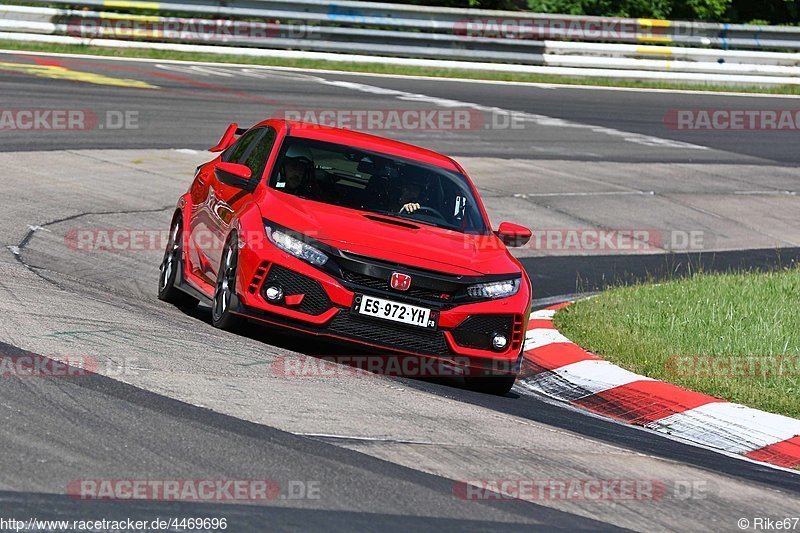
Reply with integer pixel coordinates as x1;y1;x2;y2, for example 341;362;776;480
341;270;454;302
264;265;331;315
327;311;450;356
452;315;515;350
341;271;386;290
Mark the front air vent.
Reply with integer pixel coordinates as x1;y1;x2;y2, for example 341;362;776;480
362;214;420;230
248;262;269;294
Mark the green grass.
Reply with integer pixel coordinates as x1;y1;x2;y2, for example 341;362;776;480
554;267;800;419
5;39;800;95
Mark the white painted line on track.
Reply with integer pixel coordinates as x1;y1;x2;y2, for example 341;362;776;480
0;46;720;151
515;191;655;198
4;48;800;99
319;79;710;151
294;433;449;445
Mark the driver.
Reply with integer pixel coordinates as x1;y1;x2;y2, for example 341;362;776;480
281;145;316;196
395;178;426;214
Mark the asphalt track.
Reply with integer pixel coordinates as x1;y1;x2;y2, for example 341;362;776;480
0;51;799;531
3;52;800;164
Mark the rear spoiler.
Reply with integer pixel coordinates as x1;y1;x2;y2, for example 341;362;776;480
209;123;249;152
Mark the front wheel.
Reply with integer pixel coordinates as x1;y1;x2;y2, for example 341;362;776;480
158;216;198;309
464;375;516;396
211;235;243;331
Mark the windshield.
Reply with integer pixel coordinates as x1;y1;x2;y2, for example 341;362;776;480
269;137;490;234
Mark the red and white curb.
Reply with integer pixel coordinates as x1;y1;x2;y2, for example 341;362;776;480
518;303;800;470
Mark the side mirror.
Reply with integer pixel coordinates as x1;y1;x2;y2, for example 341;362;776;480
215;162;254;191
496;222;531;247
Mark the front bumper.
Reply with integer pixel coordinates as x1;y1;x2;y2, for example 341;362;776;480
232;235;531;376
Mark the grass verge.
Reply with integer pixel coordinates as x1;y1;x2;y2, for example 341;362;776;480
3;39;800;95
554;267;800;419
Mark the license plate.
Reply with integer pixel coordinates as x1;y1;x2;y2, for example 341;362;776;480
355;294;436;329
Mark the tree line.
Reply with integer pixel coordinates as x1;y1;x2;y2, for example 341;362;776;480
393;0;798;25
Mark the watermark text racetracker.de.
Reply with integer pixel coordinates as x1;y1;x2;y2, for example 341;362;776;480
453;478;715;502
666;355;800;378
65;228;171;252
0;353;95;378
0;109;140;131
280;108;525;131
64;228;270;252
664;109;800;131
0;351;139;378
66;16;321;42
67;479;321;502
64;228;710;254
271;354;519;379
476;228;709;254
453;17;675;42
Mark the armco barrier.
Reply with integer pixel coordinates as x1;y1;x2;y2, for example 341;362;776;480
10;0;800;50
2;1;800;84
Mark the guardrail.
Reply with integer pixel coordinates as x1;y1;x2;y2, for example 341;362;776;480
11;0;800;49
2;1;800;84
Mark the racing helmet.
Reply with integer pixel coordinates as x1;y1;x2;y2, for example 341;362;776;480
393;172;429;203
284;144;314;169
281;144;314;186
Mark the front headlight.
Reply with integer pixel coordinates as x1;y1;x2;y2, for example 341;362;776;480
265;225;328;266
467;278;520;299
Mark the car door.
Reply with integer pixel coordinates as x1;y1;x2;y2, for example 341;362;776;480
207;126;278;280
187;127;263;285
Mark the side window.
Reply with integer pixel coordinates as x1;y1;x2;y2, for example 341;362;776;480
242;127;277;183
221;128;262;164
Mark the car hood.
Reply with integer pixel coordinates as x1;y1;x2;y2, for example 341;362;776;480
263;194;520;276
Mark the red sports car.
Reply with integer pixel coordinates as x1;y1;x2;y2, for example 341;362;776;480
158;119;532;394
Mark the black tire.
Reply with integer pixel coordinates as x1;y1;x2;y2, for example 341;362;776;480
464;375;517;396
158;216;199;309
211;234;243;331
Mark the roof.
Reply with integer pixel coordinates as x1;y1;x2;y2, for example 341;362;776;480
277;120;461;172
